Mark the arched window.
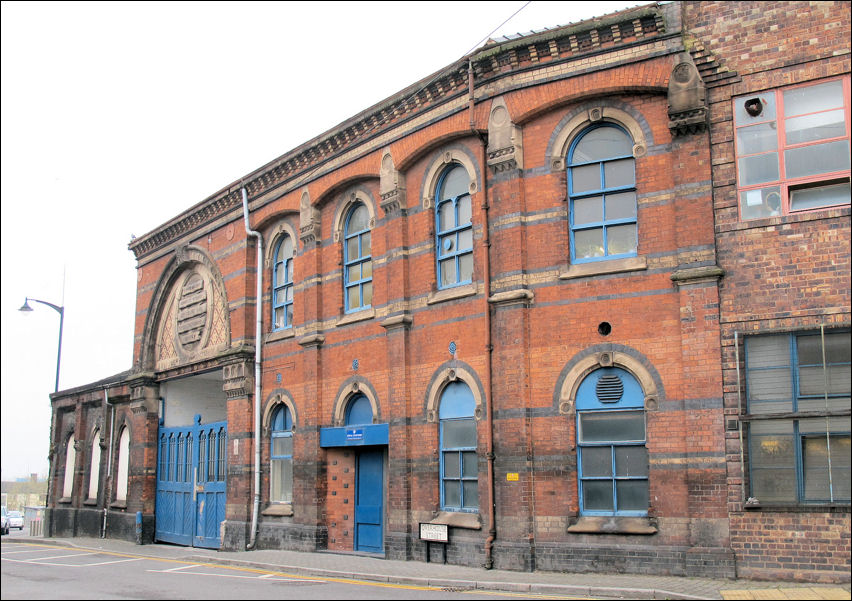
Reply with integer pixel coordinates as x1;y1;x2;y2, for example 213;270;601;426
439;382;478;511
272;234;294;330
576;367;648;516
343;203;372;312
345;394;373;426
568;125;637;262
63;434;76;499
88;430;101;501
436;165;473;288
116;427;130;503
270;405;293;504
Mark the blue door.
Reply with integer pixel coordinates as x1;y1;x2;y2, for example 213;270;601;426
354;448;384;553
156;417;227;548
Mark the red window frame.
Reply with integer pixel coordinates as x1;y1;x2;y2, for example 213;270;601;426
734;75;851;220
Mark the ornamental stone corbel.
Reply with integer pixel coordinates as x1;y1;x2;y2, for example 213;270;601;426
667;54;708;137
487;97;523;174
379;150;407;217
299;189;320;245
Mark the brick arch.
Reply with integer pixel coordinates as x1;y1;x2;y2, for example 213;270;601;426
419;145;480;211
331;187;378;244
554;344;664;416
424;361;487;423
330;376;381;426
261;389;297;434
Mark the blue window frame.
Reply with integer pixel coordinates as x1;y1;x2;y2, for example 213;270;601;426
343;203;372;312
568;125;637;262
576;368;648;516
439;381;478;512
272;234;294;330
270;405;293;503
744;330;851;504
436;165;473;289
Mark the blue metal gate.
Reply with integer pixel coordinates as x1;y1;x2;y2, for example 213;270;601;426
156;416;227;548
354;449;384;553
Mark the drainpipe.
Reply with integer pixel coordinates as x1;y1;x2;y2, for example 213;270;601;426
101;387;112;538
242;186;264;550
470;57;497;569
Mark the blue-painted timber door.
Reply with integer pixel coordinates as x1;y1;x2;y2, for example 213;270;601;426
354;448;384;553
156;418;227;548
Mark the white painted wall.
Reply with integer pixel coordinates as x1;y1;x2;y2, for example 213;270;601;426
161;370;227;427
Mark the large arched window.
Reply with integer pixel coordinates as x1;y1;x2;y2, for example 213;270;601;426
568;125;637;262
272;234;294;330
343;203;372;312
270;404;293;504
62;434;76;499
439;381;478;512
116;427;130;503
88;430;101;501
436;165;473;289
576;367;648;516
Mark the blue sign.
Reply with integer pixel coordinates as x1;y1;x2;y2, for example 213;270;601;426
346;428;364;441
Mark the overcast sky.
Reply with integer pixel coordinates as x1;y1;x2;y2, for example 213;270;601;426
1;0;642;480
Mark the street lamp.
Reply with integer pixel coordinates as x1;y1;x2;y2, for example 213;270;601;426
19;297;65;393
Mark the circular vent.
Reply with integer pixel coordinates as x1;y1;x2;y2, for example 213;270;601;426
596;374;624;403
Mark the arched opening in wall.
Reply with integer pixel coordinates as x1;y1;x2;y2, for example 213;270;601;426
115;427;130;503
439;381;478;512
88;430;101;501
63;434;76;499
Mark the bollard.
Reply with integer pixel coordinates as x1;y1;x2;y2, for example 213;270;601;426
135;511;142;545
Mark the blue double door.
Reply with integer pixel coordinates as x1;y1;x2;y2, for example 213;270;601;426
155;418;227;548
354;448;384;553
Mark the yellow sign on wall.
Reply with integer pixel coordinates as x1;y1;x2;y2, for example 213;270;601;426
506;472;519;481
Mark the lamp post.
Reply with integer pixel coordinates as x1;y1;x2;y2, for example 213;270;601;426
19;297;64;393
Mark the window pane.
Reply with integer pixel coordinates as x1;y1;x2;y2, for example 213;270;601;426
444;481;460;508
786;110;847;145
803;435;852;501
747;367;793;407
606;192;637;220
362;282;372;307
462;481;479;509
279;236;293;259
737;121;779;155
443;419;476;448
443;452;460;478
439;200;454;230
574;228;604;259
751;467;797;503
740;187;783;220
748;335;791;368
459;253;473;282
574;127;632;162
800;365;852;397
583;480;614;511
361;232;371;256
271;458;283;502
274;308;284;329
281;458;293;503
462;451;478;477
579;411;645;443
785;140;850;179
362;259;372;279
348;205;368;231
571;164;601;193
458;196;472;225
458;228;473;251
790;182;851;211
616;480;648;511
441;166;469;200
738;153;779;186
440;259;457;287
273;435;293;457
603;158;634;188
581;446;612;477
783;80;844;116
346;237;359;260
275;262;285;283
615;446;648;477
735;94;777;125
574;196;603;225
347;285;360;310
606;224;637;256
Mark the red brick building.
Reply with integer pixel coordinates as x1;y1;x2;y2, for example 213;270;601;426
46;1;850;582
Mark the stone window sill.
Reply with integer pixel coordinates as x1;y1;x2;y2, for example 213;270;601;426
57;497;72;505
262;503;294;517
265;328;295;344
427;283;477;305
110;501;127;510
336;308;375;327
429;511;481;530
567;516;657;535
83;498;98;506
559;256;647;280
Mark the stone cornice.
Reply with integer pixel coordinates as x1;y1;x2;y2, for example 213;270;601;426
129;3;674;261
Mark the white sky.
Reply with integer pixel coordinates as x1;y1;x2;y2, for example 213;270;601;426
1;0;642;480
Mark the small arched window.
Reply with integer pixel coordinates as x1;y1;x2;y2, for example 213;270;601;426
343;203;372;312
116;427;130;503
436;165;473;288
270;405;294;504
345;394;373;426
272;234;294;330
88;430;101;501
63;434;76;499
439;382;478;512
568;125;637;262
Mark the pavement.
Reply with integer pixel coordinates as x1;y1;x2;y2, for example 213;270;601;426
3;532;850;600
